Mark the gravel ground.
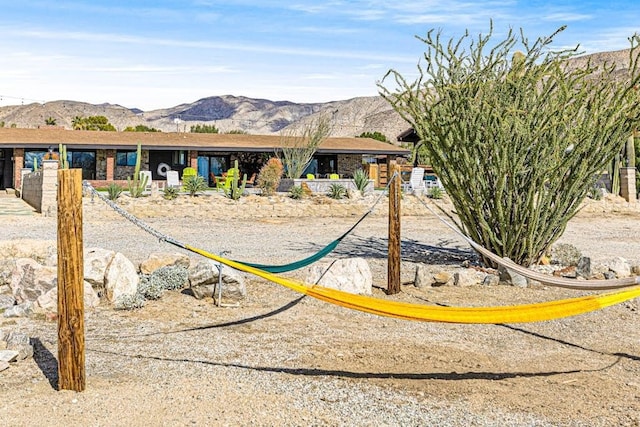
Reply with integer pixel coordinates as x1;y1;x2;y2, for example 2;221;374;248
1;192;639;426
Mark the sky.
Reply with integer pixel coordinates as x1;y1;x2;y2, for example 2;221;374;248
1;1;639;111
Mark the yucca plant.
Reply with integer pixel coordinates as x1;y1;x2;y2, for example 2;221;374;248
163;186;179;200
106;183;123;201
380;25;640;266
352;169;370;195
289;185;305;199
327;183;347;200
183;175;208;197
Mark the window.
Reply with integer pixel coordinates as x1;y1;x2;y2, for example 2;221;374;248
116;151;137;166
173;150;187;166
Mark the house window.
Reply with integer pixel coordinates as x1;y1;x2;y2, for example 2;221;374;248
116;151;137;166
315;155;338;176
173;150;187;166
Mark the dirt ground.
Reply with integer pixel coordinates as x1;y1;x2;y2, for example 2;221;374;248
1;195;639;426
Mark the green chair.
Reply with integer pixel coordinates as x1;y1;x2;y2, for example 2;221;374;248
306;174;315;180
216;168;238;191
329;173;340;180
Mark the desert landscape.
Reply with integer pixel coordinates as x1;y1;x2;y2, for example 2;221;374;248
1;192;639;426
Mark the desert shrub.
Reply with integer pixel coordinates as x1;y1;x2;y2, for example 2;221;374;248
163;186;179;200
137;276;164;300
149;266;189;291
289;185;305;199
183;175;207;197
428;186;444;200
106;183;123;201
380;25;640;266
327;183;347;199
257;157;283;196
352;169;370;195
114;293;146;310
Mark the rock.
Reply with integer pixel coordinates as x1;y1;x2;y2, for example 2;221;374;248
414;264;437;288
84;248;116;290
576;256;592;279
0;361;8;372
188;260;246;301
10;258;57;304
0;239;56;264
3;302;34;318
5;331;33;360
632;265;640;275
433;271;453;286
139;252;191;275
482;274;500;286
608;257;631;278
104;252;139;303
0;294;16;310
498;259;528;288
604;271;617;280
550;243;582;266
453;268;486;287
0;350;19;362
553;265;577;278
306;258;372;295
0;259;17;287
35;281;100;313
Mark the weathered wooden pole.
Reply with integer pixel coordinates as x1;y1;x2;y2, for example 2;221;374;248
387;162;401;295
57;168;85;392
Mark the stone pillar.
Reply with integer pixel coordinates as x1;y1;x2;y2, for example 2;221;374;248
189;150;198;169
620;167;637;202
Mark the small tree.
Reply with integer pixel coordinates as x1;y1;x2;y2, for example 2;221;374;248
380;25;640;266
257;158;283;196
357;131;388;142
190;123;219;133
279;115;331;179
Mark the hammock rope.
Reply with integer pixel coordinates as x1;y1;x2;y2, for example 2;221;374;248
233;177;393;272
84;181;640;324
411;193;640;291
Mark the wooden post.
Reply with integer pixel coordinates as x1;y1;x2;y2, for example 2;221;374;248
57;169;85;392
387;162;401;294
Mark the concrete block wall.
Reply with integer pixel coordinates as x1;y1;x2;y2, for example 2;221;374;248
21;160;59;216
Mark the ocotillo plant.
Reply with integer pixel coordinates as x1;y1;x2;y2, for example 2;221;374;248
380;25;640;266
127;143;148;198
224;160;247;200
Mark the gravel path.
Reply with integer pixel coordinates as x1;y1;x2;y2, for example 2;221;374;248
1;193;639;426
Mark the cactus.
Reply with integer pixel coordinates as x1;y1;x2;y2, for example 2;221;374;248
127;143;148;198
224;160;247;200
58;143;69;169
627;134;636;168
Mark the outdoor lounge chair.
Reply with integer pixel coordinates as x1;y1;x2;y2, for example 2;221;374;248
407;167;425;194
166;170;180;188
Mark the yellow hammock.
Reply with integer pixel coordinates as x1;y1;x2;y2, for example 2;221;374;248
185;244;640;324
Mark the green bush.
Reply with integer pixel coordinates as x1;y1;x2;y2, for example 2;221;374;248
183;175;208;197
289;185;305;199
163;186;179;200
380;25;640;266
106;183;123;201
428;186;444;200
327;183;347;199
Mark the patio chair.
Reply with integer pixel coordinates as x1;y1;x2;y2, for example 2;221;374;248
329;173;339;180
166;170;180;188
215;168;238;191
306;174;315;180
181;167;197;182
408;167;425;194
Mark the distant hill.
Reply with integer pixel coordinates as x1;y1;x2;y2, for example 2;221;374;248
0;94;410;142
0;48;633;142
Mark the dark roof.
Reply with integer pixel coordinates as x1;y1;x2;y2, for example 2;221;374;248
0;128;410;156
397;128;420;143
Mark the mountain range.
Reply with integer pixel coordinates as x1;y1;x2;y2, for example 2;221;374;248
0;94;410;142
0;47;633;143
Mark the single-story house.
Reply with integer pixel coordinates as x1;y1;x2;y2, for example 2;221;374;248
0;128;410;190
